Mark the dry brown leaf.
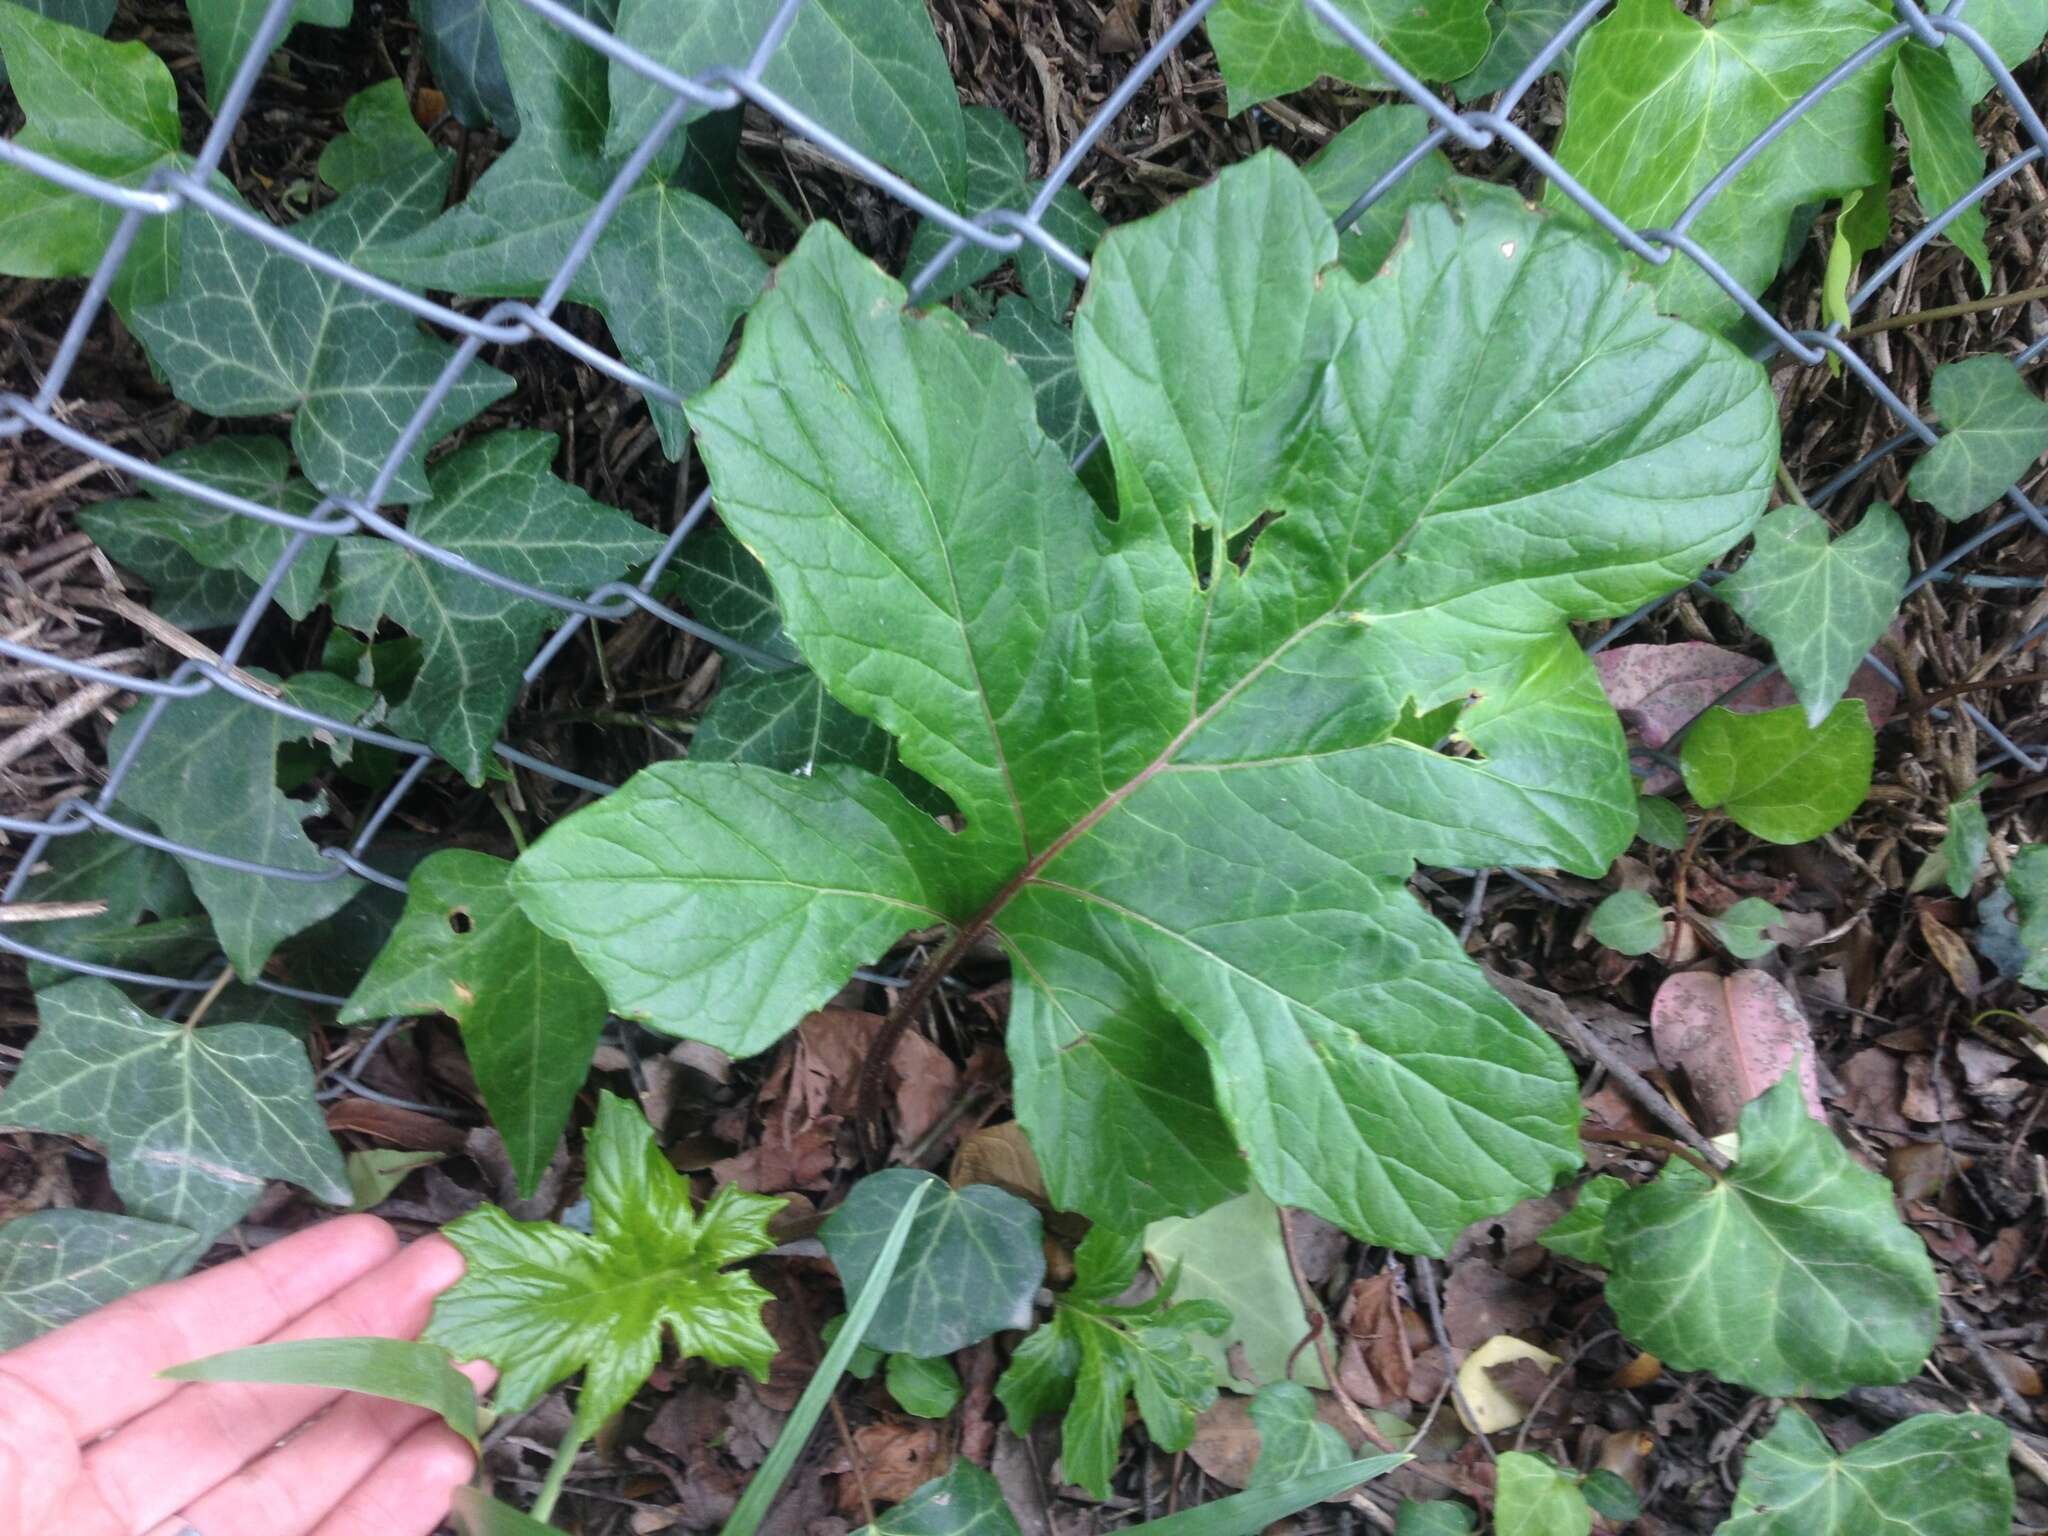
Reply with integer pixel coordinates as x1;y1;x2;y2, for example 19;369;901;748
1917;909;1983;997
323;1097;469;1152
951;1121;1049;1203
1833;1047;1912;1134
1901;1057;1967;1123
1339;1271;1413;1404
1886;1142;1970;1202
837;1424;947;1509
1442;1260;1553;1352
1650;969;1823;1136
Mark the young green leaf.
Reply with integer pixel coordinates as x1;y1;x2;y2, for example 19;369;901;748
1822;183;1890;333
1248;1382;1351;1484
1298;104;1454;282
186;0;349;110
429;1092;781;1432
821;1169;1044;1357
1718;503;1908;728
344;1148;445;1211
1912;781;1990;898
864;1463;1019;1536
1891;44;1992;285
1635;794;1688;851
1144;1190;1328;1392
0;1210;203;1348
1680;700;1875;845
1589;889;1666;957
1707;897;1782;960
363;0;763;457
105;670;372;977
1906;355;2048;521
1536;1174;1625;1267
79;437;331;621
885;1353;964;1419
516;155;1775;1254
1393;1500;1478;1536
340;850;607;1199
327;431;664;783
980;298;1098;461
0;4;191;314
1454;0;1577;99
1719;1407;2012;1536
163;1337;481;1448
1493;1452;1590;1536
131;80;512;502
606;0;966;206
1604;1072;1938;1395
996;1227;1231;1498
415;0;518;132
450;1488;557;1535
2;979;349;1242
1552;0;1891;333
2010;844;2048;988
1205;0;1491;113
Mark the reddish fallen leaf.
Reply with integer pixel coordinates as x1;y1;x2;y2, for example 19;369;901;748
1340;1271;1414;1403
711;1118;838;1194
323;1097;468;1152
952;1121;1050;1204
1649;970;1823;1136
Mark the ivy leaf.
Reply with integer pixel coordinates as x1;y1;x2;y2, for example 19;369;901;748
6;830;204;989
606;0;967;206
1552;0;1892;333
885;1353;964;1419
516;155;1775;1253
1299;103;1453;281
1579;1471;1639;1522
415;0;518;133
1719;503;1908;728
1248;1382;1351;1484
1718;1407;2013;1536
340;851;607;1200
1205;0;1491;113
980;299;1097;462
906;106;1106;311
1603;1071;1938;1395
1681;700;1874;845
1943;0;2048;104
0;1210;203;1348
1892;43;1992;285
1536;1174;1624;1267
2010;844;2048;988
428;1091;784;1432
1589;890;1666;957
130;80;513;502
449;1489;556;1536
363;0;763;457
820;1169;1045;1357
1636;794;1687;850
74;507;261;630
1;979;349;1241
1145;1190;1328;1391
1906;355;2048;521
79;437;331;621
0;4;190;314
1707;897;1781;960
865;1463;1019;1536
1913;781;1990;898
1493;1452;1590;1536
995;1229;1230;1499
327;431;664;783
1394;1501;1478;1536
163;1337;481;1449
0;0;113;84
186;0;349;110
1454;0;1578;100
107;670;373;977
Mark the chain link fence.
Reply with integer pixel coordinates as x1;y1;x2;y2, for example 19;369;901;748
2;0;2045;1028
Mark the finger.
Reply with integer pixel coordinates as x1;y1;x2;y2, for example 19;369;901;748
0;1368;81;1532
168;1359;493;1536
304;1421;477;1536
0;1215;399;1443
69;1235;466;1535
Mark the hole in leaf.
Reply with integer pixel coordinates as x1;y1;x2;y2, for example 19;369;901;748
448;908;474;935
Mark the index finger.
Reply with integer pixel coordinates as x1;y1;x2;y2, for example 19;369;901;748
0;1214;398;1441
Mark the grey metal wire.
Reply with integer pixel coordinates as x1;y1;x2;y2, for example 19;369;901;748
2;0;2044;1013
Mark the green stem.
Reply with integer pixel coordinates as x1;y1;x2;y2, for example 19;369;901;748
530;1427;587;1524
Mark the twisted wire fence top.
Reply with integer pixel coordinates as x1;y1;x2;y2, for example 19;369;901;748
1;0;2044;1014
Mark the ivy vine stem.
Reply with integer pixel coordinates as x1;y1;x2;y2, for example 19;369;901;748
1580;1124;1723;1181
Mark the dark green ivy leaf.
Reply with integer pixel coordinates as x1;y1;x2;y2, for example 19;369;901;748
1589;890;1665;957
364;0;764;456
428;1091;783;1432
1906;355;2048;521
514;155;1775;1253
822;1169;1045;1357
131;80;512;502
1603;1072;1939;1396
979;298;1097;462
186;0;350;111
1454;0;1577;100
415;0;518;133
1;978;349;1241
1393;1499;1478;1536
7;830;207;990
864;1463;1019;1536
1718;1407;2013;1536
327;431;664;783
340;850;607;1199
1299;104;1453;282
2009;844;2048;988
995;1228;1230;1499
0;1210;203;1348
1248;1382;1352;1485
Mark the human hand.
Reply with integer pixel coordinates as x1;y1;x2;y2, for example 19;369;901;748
0;1214;484;1536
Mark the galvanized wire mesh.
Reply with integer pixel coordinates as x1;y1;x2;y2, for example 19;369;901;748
2;0;2045;1025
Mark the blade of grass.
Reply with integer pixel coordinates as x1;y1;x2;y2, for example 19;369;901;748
1125;1456;1409;1536
162;1336;481;1449
722;1178;933;1536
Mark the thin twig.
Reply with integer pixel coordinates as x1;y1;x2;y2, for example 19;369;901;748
1580;1125;1722;1181
182;967;237;1030
0;900;108;923
1844;283;2048;337
1943;1301;2036;1427
1544;1005;1730;1170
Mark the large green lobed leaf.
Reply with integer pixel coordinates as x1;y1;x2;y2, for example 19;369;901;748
1718;1407;2013;1536
0;1210;203;1348
515;154;1775;1255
